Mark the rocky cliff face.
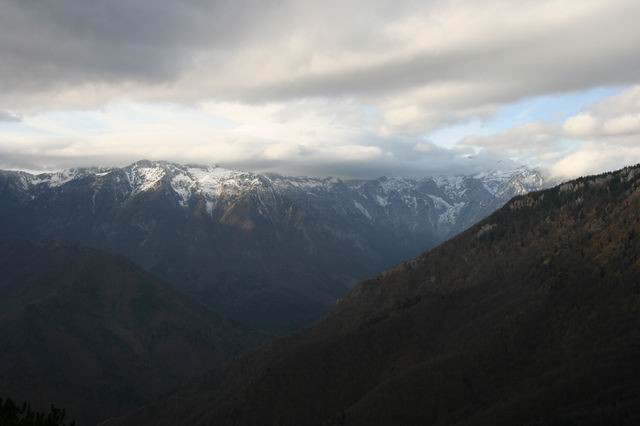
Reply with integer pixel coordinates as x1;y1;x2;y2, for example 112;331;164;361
0;161;546;332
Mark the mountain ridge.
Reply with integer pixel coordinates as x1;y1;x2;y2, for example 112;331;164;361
2;160;546;240
4;160;545;216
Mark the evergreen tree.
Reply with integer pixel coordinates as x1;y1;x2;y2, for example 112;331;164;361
0;397;75;426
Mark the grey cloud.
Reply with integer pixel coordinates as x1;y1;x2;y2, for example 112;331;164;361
222;135;516;178
0;133;513;179
0;0;286;95
241;2;640;107
4;0;638;109
0;151;132;172
460;123;559;155
0;111;20;122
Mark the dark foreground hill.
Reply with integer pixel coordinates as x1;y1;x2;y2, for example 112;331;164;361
0;241;260;425
109;164;640;426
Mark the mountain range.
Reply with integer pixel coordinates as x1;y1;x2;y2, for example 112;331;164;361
0;161;546;332
106;163;640;426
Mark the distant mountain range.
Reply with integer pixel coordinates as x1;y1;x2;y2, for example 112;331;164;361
0;241;260;426
0;161;546;332
107;164;640;426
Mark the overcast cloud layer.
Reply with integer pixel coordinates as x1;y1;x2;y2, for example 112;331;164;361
1;0;639;177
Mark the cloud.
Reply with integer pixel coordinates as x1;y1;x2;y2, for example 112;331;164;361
1;0;640;177
0;111;20;122
187;0;640;137
549;142;640;178
413;142;435;153
2;1;640;110
0;0;282;91
461;123;558;157
563;113;598;138
563;87;640;140
461;85;640;179
0;99;515;178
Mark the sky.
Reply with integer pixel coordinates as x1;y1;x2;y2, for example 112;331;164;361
1;0;640;178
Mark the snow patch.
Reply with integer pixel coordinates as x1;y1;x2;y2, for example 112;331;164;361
438;202;466;225
375;195;390;207
428;194;452;210
353;201;372;220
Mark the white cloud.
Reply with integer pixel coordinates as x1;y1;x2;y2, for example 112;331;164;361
563;86;640;140
602;114;640;136
550;142;640;178
563;105;640;143
563;113;598;137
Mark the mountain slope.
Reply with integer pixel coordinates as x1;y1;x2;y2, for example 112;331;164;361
110;164;640;425
0;161;546;332
0;241;260;425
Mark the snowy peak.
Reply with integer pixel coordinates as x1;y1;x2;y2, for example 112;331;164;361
124;161;168;194
115;160;264;204
475;167;545;197
491;168;546;200
7;167;112;192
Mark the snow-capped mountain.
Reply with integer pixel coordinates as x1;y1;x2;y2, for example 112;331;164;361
0;160;547;332
8;160;545;233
